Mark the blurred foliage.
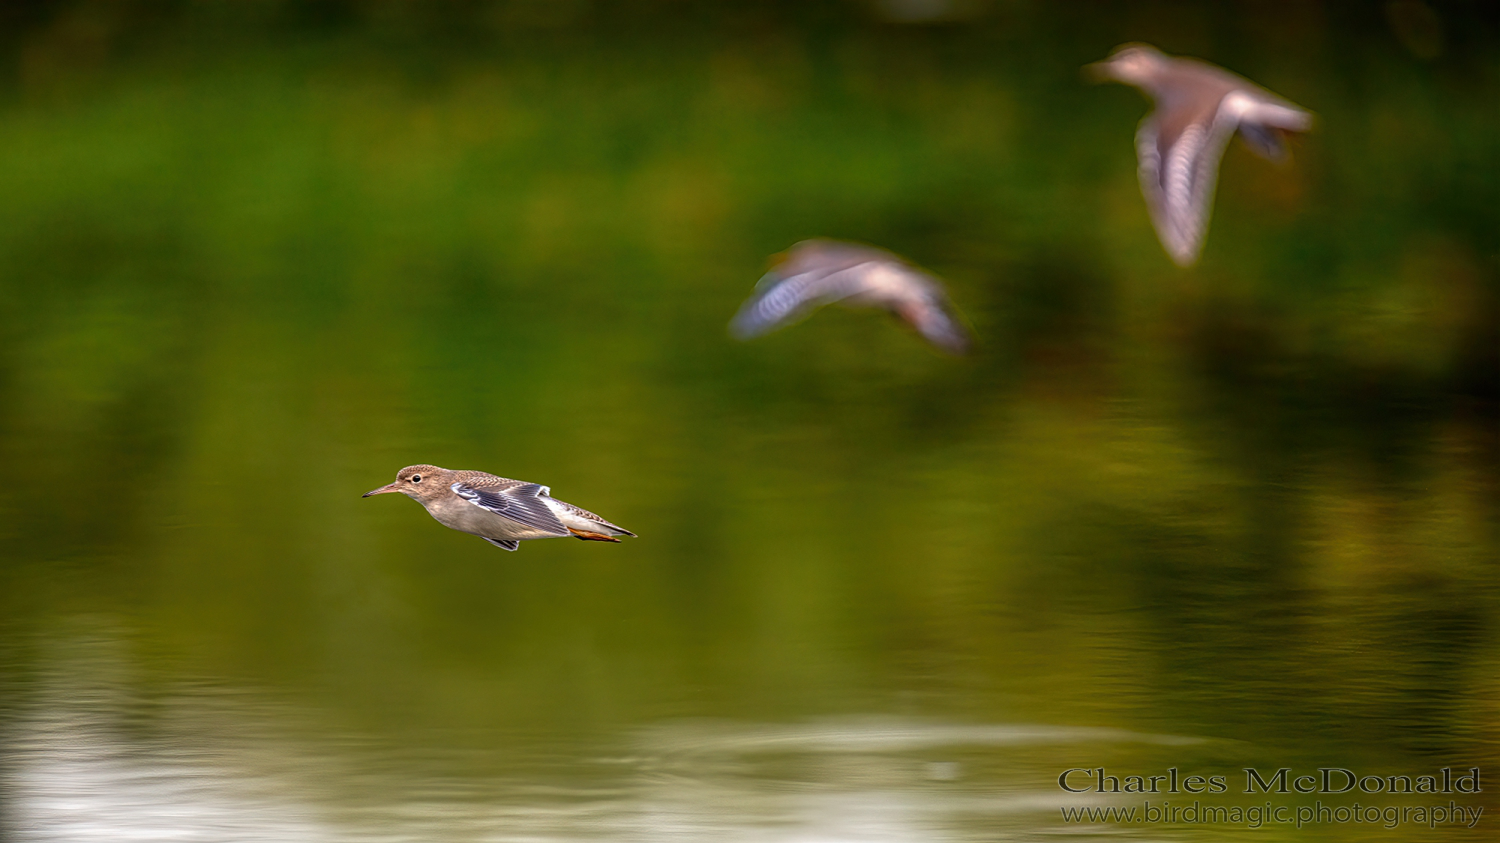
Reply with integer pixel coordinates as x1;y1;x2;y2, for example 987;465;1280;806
0;1;1496;829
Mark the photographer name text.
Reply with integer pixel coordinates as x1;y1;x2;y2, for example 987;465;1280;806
1058;766;1482;795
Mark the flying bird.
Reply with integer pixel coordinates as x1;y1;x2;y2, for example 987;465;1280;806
363;465;635;551
729;239;973;354
1087;43;1313;266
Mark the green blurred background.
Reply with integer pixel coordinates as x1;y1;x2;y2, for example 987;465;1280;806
0;1;1496;840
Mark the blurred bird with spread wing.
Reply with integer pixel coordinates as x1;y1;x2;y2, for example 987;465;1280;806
729;239;973;355
1088;43;1313;267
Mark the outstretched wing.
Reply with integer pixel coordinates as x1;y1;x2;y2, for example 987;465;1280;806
730;257;882;338
1233;96;1313;162
452;482;570;537
731;239;972;354
1136;101;1240;267
1138;90;1311;267
900;289;973;355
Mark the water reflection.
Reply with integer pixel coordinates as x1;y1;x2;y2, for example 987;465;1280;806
9;633;1211;842
8;642;334;841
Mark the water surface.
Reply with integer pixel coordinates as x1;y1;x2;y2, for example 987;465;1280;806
1;4;1496;841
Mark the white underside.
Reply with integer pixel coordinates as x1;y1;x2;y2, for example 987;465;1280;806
422;494;625;541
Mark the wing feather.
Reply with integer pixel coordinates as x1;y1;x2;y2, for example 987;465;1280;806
730;239;972;353
1137;100;1240;267
730;262;878;338
904;294;973;355
452;482;570;537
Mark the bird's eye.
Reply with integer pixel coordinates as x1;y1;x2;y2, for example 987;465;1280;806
410;475;422;483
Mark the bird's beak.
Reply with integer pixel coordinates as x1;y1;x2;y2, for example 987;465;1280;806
363;482;401;498
1082;60;1113;82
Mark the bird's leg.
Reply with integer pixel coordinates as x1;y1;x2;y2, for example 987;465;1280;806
569;529;622;542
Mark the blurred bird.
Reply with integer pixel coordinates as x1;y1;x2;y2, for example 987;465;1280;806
363;465;635;551
1087;43;1313;266
729;239;973;354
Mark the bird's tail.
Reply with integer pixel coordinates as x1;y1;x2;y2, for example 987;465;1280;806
553;499;637;541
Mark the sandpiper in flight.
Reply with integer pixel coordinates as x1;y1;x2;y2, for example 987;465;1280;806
729;239;974;354
363;465;635;551
1088;43;1313;266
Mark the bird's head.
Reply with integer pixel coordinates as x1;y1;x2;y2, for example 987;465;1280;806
1085;43;1166;87
363;464;451;502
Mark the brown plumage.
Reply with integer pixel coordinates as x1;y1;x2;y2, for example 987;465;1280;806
363;464;635;552
729;239;973;354
1088;43;1313;266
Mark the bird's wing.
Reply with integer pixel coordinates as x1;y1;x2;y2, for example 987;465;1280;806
852;260;974;354
451;481;571;536
1136;98;1241;267
729;258;882;338
1231;94;1313;162
901;285;974;355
